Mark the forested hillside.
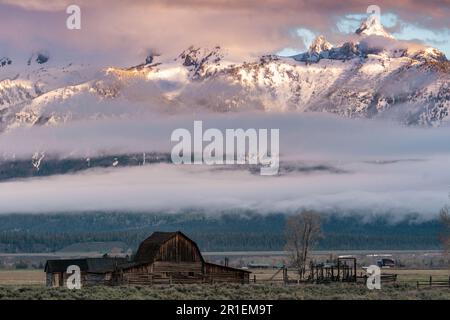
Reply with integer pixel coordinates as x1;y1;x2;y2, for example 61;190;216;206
0;212;442;253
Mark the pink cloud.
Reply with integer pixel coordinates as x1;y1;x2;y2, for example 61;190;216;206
0;0;448;65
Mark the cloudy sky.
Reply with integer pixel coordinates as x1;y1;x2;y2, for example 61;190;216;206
0;0;448;66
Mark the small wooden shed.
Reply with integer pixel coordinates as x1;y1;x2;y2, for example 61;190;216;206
45;257;127;287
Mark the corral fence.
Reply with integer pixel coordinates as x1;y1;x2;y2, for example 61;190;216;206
357;273;397;285
251;266;398;286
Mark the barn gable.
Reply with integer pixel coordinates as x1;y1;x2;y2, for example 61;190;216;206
134;231;204;264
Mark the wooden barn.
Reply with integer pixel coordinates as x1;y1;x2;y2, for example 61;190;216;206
45;231;250;287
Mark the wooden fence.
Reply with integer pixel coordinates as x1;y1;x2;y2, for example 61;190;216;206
251;267;398;285
417;276;450;288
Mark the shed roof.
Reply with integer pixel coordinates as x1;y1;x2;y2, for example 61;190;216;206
205;262;252;273
45;257;127;274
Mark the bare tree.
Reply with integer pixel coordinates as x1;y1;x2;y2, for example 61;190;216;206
285;210;322;279
439;206;450;257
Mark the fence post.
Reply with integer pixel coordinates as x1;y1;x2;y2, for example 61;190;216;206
254;275;256;283
285;267;288;284
429;276;432;287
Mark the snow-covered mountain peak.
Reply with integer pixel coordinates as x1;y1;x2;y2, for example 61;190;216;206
176;46;226;80
292;38;358;63
410;47;448;63
355;15;394;39
290;15;448;66
309;35;333;54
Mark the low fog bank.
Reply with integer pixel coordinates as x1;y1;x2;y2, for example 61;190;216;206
0;160;448;219
0;113;449;218
1;112;450;161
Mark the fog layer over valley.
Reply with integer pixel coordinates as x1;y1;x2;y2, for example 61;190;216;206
0;113;449;218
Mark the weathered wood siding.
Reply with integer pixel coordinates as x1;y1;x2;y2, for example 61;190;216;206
155;233;203;262
50;272;64;287
120;261;203;285
84;273;111;286
153;261;202;273
205;263;250;284
47;272;111;287
46;273;52;287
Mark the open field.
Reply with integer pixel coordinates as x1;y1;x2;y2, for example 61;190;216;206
392;269;450;282
0;269;448;300
1;268;448;285
0;249;448;300
0;270;45;286
1;268;449;286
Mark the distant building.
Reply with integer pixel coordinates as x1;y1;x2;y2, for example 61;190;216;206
377;258;396;268
45;231;250;287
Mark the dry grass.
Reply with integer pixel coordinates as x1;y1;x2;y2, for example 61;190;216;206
0;270;45;285
0;269;448;286
393;269;450;282
0;269;448;300
0;282;449;300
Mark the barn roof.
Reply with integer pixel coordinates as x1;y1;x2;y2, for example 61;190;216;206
45;257;127;274
205;262;252;273
134;231;204;264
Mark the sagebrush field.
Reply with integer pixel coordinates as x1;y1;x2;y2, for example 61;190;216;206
0;283;449;300
0;270;449;300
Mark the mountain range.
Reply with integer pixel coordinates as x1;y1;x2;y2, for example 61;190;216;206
0;16;449;132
